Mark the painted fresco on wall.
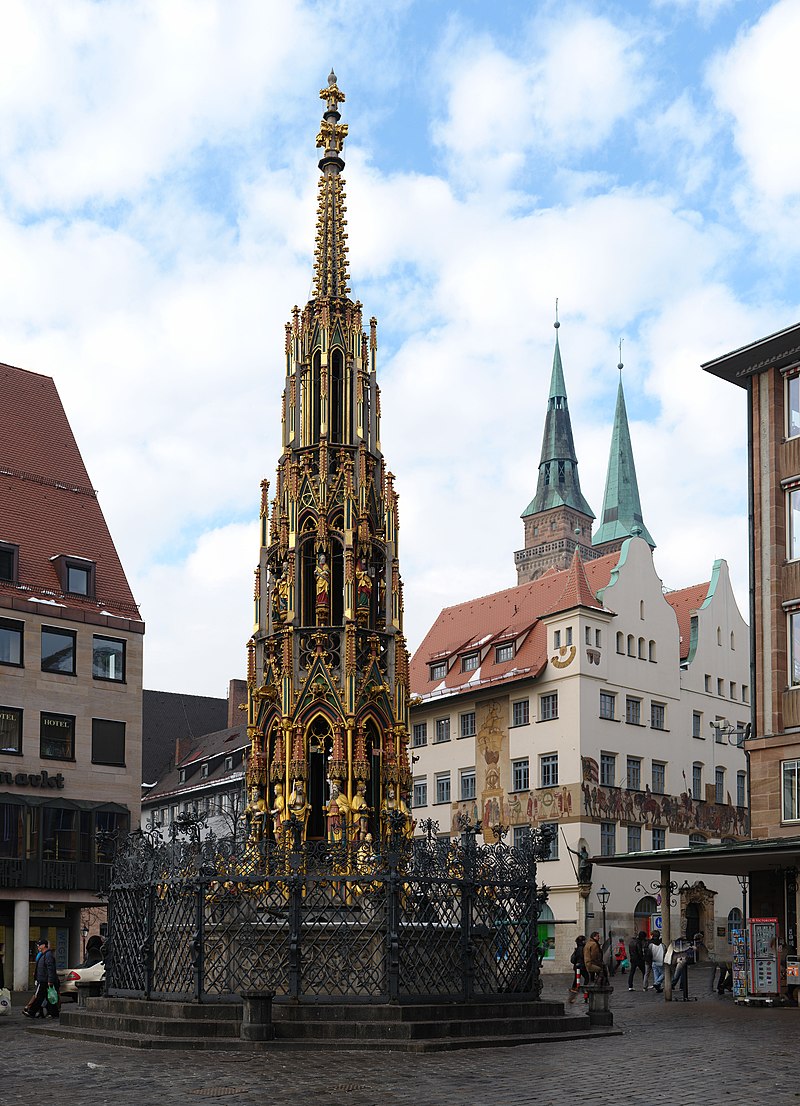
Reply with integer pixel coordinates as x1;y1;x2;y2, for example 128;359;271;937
476;699;508;843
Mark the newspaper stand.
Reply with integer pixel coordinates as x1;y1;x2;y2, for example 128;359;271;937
735;917;781;1006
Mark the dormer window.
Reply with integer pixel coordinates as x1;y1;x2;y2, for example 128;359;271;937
461;652;479;673
51;555;96;598
201;763;209;778
430;661;446;681
0;542;19;584
495;643;514;663
179;768;187;784
224;755;234;772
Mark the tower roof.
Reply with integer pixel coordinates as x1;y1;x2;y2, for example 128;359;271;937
522;324;594;520
547;549;604;617
312;70;350;301
593;372;655;548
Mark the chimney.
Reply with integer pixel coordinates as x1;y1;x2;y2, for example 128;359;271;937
175;734;194;767
228;678;248;728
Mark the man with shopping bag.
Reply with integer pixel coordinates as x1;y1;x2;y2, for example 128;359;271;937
22;938;60;1020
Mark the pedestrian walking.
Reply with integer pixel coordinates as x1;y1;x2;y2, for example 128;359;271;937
584;930;606;985
568;935;589;1003
627;930;649;991
22;938;59;1020
646;932;665;992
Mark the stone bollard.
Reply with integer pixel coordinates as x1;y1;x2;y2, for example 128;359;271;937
76;980;105;1008
240;990;275;1042
586;983;614;1027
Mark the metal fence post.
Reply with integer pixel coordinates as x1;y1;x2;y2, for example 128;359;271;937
143;885;155;999
387;846;401;1001
192;879;206;1002
460;828;475;1001
288;829;303;999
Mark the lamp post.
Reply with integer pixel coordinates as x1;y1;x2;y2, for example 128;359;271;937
81;924;89;960
598;884;610;945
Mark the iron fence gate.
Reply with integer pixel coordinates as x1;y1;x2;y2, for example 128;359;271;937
104;817;551;1003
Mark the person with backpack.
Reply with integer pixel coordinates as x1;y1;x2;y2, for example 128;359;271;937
22;938;59;1020
568;935;589;1003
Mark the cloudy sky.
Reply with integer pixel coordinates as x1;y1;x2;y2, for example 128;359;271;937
1;0;797;697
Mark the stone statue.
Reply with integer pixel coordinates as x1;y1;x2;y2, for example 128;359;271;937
567;842;593;885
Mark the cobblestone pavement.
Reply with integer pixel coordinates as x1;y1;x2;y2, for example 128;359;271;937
2;978;798;1106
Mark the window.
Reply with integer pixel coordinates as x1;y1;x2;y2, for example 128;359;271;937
0;618;23;666
512;758;530;792
727;907;744;944
791;613;800;686
783;760;800;822
540;754;558;788
600;753;616;787
513;825;530;849
640;600;645;619
648;640;656;662
730;682;737;700
553;630;561;649
585;626;591;645
460;769;476;801
737;771;747;808
495;643;513;663
790;488;800;560
41;627;77;675
512;699;530;727
40;712;75;760
600;822;616;856
627;825;642;852
627;635;635;657
0;707;22;755
692;711;703;738
413;778;427;808
92;635;126;682
539;693;558;721
692;763;703;801
430;661;446;681
742;685;749;704
201;763;209;778
704;674;711;692
626;756;641;791
67;563;92;595
412;722;427;747
435;772;451;804
179;768;187;784
565;626;573;646
596;629;602;648
788;374;800;438
638;637;646;659
224;755;233;772
600;692;616;720
459;712;476;738
714;717;725;743
652;761;666;794
434;717;450;743
652;826;666;850
689;833;706;847
650;702;665;730
616;632;624;654
461;652;479;672
541;822;558;860
0;542;18;583
715;767;725;804
92;719;126;766
717;678;724;696
625;698;641;725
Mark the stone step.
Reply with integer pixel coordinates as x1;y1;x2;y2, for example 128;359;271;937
60;1009;241;1038
272;1015;582;1041
273;999;565;1022
79;997;242;1021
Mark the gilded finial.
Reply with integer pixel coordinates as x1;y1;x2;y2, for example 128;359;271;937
554;297;560;330
313;70;351;300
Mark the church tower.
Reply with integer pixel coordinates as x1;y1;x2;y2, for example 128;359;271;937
592;358;655;556
515;318;599;583
244;74;412;848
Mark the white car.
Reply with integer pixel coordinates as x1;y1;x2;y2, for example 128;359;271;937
57;960;105;1000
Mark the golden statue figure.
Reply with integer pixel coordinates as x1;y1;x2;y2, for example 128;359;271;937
326;780;350;844
272;564;289;624
355;560;372;623
245;785;268;841
270;782;286;841
288;778;310;835
350;779;371;841
315;554;330;625
381;783;413;840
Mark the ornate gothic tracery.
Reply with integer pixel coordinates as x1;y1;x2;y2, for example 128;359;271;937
245;72;412;849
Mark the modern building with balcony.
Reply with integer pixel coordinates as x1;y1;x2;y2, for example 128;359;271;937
0;361;144;989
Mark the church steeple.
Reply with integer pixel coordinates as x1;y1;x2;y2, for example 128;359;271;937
592;356;655;552
244;75;412;853
515;315;599;584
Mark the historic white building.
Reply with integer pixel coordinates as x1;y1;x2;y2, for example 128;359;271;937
409;328;750;971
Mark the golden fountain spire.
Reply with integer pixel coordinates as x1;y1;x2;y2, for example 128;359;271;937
313;70;350;301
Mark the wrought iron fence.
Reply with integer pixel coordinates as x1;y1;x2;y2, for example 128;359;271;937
104;815;551;1004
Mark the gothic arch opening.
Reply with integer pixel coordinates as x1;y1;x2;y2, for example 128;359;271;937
330;347;344;443
306;713;333;840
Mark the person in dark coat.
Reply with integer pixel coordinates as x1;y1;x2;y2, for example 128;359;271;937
627;930;649;991
81;935;103;968
568;935;589;1003
584;930;606;984
23;938;59;1019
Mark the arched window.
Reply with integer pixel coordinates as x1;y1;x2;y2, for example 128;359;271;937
717;626;722;646
311;350;322;444
727;907;743;944
731;631;735;650
330;347;345;444
689;832;706;847
627;635;635;657
640;600;645;620
634;896;658;937
306;714;333;840
648;640;656;662
638;637;646;659
537;902;555;961
616;631;624;654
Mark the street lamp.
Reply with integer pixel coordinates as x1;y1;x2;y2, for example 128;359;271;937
597;885;611;945
81;924;89;959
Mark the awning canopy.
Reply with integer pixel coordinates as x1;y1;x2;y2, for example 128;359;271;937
593;835;800;876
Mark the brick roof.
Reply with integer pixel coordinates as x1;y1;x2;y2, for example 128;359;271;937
0;361;140;619
548;550;604;616
664;582;711;660
410;551;619;700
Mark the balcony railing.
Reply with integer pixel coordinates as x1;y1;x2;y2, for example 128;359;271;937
0;858;112;893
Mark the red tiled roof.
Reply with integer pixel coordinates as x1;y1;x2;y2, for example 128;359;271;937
409;552;619;699
548;550;604;615
665;582;710;660
0;361;140;618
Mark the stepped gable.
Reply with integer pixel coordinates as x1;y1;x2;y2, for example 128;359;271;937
410;551;618;698
665;581;711;661
0;360;140;618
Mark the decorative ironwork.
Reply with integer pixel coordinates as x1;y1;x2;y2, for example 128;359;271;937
104;820;551;1004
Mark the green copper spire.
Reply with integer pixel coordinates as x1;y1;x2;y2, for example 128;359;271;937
522;317;594;519
593;360;655;548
